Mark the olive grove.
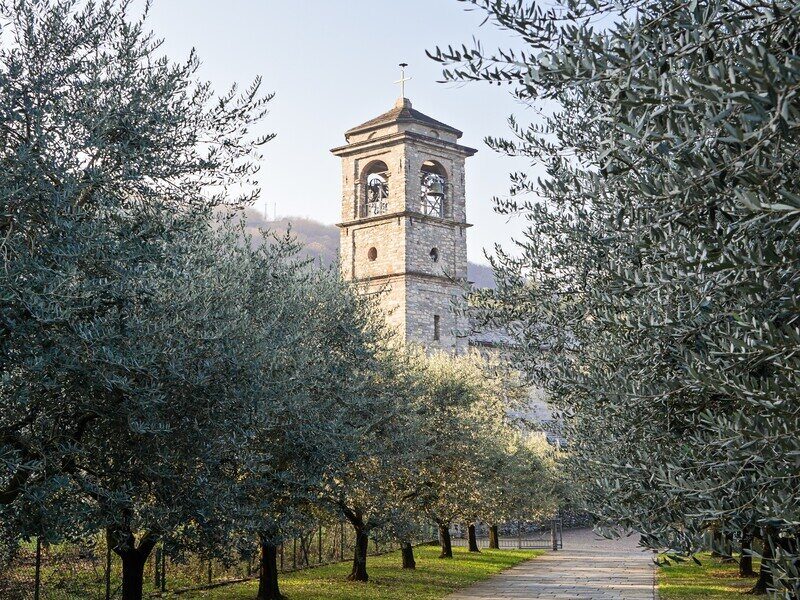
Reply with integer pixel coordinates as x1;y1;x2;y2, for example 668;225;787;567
0;1;568;598
411;352;532;559
0;1;274;597
432;0;800;596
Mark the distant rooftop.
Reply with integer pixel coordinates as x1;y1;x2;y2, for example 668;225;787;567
345;97;463;140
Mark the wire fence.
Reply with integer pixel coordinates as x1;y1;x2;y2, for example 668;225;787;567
1;523;438;599
449;518;563;551
451;522;562;550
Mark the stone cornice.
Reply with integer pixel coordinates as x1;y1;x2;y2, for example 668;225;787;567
350;271;469;287
331;131;477;158
337;210;473;229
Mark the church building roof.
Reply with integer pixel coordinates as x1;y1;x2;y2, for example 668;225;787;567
345;97;463;139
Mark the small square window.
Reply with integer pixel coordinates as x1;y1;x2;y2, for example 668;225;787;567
433;315;440;341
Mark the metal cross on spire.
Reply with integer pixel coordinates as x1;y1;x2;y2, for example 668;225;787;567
394;62;412;98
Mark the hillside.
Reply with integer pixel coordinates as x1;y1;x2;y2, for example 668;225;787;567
242;209;496;288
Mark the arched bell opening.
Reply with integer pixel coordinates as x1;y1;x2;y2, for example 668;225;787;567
420;160;448;218
361;160;390;218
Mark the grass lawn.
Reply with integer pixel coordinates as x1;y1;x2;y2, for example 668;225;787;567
180;545;542;600
658;553;760;599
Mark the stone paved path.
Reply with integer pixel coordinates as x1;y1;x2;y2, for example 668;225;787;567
448;528;656;600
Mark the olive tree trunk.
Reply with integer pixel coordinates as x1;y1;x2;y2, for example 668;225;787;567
750;529;774;595
711;528;724;558
740;531;756;578
257;535;284;600
347;524;369;582
721;533;734;564
467;523;480;552
401;542;416;569
489;525;499;549
109;526;158;600
438;523;453;558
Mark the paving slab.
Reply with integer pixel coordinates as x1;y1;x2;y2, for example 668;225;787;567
448;528;656;600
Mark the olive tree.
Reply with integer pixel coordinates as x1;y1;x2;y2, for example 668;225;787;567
0;1;273;597
233;260;417;597
433;0;800;595
484;432;564;544
411;352;519;558
316;339;424;583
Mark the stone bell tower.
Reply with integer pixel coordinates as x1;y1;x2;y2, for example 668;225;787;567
332;96;476;352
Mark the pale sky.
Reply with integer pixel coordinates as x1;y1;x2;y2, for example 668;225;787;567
143;0;538;265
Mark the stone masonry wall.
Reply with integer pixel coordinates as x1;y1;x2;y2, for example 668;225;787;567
364;276;406;340
405;276;467;353
349;219;405;280
406;218;467;281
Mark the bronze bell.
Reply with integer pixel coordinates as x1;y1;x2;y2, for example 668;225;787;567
427;177;445;197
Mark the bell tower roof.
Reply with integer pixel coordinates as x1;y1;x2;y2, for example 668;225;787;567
344;97;463;141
